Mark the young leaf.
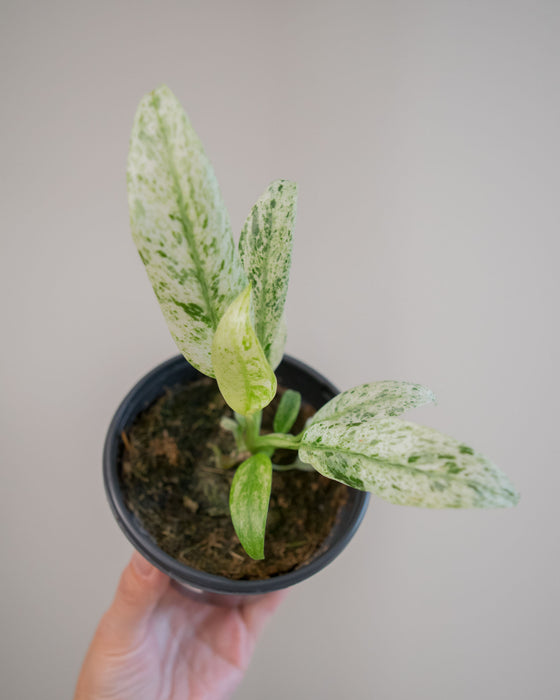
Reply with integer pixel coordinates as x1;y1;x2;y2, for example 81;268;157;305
273;390;302;434
220;416;246;451
299;417;519;508
211;285;277;415
127;85;246;376
230;453;273;560
233;413;247;433
239;180;297;368
310;381;435;425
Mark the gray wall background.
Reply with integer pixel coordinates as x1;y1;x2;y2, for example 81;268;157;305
2;1;558;698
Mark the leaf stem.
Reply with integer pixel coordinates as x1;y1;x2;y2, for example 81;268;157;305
242;411;303;454
251;432;302;451
272;460;315;472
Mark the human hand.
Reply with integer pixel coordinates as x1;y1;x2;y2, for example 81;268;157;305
74;552;286;700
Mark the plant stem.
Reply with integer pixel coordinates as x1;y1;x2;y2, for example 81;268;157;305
243;411;263;453
242;411;303;454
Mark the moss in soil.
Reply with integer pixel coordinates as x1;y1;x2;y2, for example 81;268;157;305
120;377;348;580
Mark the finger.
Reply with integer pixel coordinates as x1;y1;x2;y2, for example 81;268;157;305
240;589;288;638
101;551;169;646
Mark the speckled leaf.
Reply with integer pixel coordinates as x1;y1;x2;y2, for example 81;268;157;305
239;180;297;368
300;418;519;508
310;381;436;425
230;453;273;560
267;313;287;371
127;85;246;376
211;285;277;415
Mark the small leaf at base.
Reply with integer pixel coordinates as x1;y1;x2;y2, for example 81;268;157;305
230;453;273;560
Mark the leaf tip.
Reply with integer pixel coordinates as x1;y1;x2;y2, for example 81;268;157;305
503;486;521;507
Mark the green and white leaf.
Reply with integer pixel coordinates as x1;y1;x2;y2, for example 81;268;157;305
239;180;297;368
267;313;287;371
300;417;519;508
273;389;302;434
310;381;435;425
230;453;273;560
128;85;246;376
211;285;277;415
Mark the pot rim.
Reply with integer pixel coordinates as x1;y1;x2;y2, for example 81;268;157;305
103;354;370;596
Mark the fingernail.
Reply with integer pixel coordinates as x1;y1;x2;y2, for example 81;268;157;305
132;551;156;578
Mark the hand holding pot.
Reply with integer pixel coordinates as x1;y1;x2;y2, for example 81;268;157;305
74;552;286;700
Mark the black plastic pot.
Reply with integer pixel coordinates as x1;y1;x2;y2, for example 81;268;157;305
104;354;370;606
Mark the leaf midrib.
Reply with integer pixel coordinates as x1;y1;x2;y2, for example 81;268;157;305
152;94;218;330
312;405;388;425
251;205;271;348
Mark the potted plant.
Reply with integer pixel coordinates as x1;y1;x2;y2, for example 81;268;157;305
104;85;519;606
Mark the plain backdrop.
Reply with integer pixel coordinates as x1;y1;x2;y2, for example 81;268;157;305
1;1;559;698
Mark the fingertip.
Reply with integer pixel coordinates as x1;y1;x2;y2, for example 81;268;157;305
105;552;169;637
131;551;162;580
121;551;169;600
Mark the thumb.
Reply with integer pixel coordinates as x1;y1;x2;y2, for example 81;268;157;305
101;551;169;647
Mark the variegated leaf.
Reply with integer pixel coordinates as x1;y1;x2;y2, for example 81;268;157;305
300;417;519;508
127;85;246;376
239;180;297;367
230;453;273;560
310;381;436;425
211;285;277;415
267;313;287;371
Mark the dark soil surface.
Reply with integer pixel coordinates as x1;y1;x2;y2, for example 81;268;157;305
120;377;348;580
